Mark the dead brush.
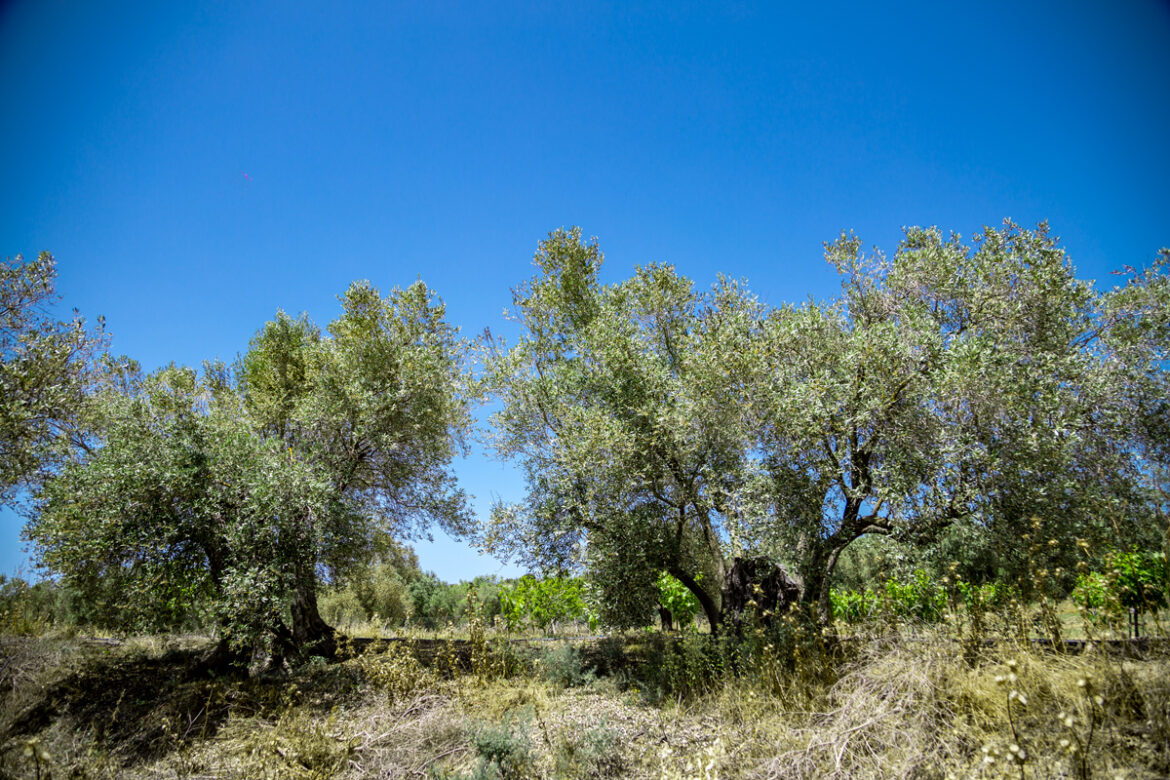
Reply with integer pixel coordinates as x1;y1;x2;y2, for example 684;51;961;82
353;640;438;700
753;626;1169;780
196;699;357;779
763;631;967;780
339;689;468;778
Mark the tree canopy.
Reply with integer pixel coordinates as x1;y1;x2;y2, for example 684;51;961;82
484;224;1169;627
26;280;470;659
12;223;1168;647
484;228;752;628
0;253;114;504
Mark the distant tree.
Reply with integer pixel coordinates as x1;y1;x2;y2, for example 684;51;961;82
406;572;465;628
497;575;590;633
351;542;421;625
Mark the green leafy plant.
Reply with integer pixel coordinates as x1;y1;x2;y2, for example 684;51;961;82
657;571;702;630
1072;549;1168;637
883;570;947;623
829;587;880;624
497;576;593;634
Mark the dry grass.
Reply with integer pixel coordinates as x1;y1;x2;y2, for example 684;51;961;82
1;627;1167;779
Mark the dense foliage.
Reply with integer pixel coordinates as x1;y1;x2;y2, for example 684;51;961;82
22;281;470;657
484;223;1169;626
0;253;116;504
497;575;594;633
6;223;1167;650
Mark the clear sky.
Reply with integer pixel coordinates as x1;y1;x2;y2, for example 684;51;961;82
2;0;1168;583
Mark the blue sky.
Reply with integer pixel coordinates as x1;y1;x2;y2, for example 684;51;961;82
2;0;1168;583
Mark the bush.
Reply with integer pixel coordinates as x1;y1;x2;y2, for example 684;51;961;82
0;576;75;636
645;633;724;700
1071;571;1110;612
1073;548;1169;636
830;587;880;624
319;586;367;627
884;570;947;623
465;717;534;780
354;562;412;625
831;570;949;625
955;579;1009;611
497;576;594;633
1110;548;1168;613
537;644;590;688
409;573;466;629
657;571;701;630
355;641;437;699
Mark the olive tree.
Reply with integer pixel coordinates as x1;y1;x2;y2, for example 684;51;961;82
737;222;1155;620
28;279;470;659
239;280;471;650
484;229;756;630
487;224;1166;628
28;366;363;654
1100;249;1170;532
1;252;113;503
239;280;473;541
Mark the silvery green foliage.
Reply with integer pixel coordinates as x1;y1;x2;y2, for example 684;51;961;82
1100;248;1170;516
0;253;117;504
487;224;1168;626
28;280;471;648
484;228;758;628
240;281;473;542
739;222;1162;613
28;366;349;644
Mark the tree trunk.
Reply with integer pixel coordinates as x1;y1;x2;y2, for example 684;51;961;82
290;578;337;659
669;567;722;636
191;636;248;677
797;543;832;625
797;539;852;625
721;557;802;634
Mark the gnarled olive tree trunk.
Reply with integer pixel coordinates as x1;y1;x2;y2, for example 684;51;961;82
720;556;803;634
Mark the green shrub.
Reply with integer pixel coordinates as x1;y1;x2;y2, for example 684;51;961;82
354;562;412;625
467;717;534;780
1110;549;1168;613
1073;549;1168;636
319;586;367;627
537;644;590;688
497;576;594;633
408;573;466;629
955;579;1010;611
830;587;880;624
552;724;624;778
1071;571;1110;612
657;571;702;630
643;633;724;700
830;571;950;625
883;569;947;623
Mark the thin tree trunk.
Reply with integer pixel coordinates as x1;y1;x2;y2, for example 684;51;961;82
798;543;832;625
659;605;674;632
670;566;722;636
